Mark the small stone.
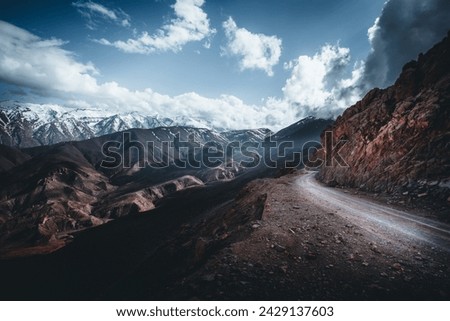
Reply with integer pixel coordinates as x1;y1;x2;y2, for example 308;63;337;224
305;252;317;260
369;284;385;290
194;238;208;262
392;263;403;271
252;224;260;229
293;205;300;209
272;244;286;252
380;272;388;277
362;262;369;267
417;192;428;198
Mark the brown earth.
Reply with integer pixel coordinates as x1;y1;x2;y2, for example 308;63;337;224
317;32;450;209
156;170;450;300
1;170;449;300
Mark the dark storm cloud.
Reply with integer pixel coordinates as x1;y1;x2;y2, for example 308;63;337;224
363;0;450;88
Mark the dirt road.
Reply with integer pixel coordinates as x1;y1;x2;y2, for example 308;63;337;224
165;170;450;300
297;171;450;253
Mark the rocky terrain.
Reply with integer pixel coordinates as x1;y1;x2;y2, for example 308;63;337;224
1;170;448;300
154;171;450;300
318;32;450;211
0;127;233;254
0;118;329;257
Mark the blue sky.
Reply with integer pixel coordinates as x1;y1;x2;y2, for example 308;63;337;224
1;0;449;130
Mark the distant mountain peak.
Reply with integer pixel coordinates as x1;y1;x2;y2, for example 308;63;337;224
0;101;230;147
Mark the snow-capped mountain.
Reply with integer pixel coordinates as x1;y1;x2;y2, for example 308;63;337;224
0;101;225;147
221;128;272;143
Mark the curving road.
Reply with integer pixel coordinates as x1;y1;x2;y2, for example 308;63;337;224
296;171;450;253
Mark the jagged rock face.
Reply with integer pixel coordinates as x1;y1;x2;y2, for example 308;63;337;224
318;32;450;202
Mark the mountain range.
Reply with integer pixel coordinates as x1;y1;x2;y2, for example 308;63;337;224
0;116;330;254
0;101;229;147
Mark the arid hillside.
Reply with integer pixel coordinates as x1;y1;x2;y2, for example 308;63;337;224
318;32;450;208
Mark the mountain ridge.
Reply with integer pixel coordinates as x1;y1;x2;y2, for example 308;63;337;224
0;117;330;253
0;101;253;147
318;31;450;207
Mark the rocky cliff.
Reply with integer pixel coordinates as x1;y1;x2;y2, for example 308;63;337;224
318;32;450;205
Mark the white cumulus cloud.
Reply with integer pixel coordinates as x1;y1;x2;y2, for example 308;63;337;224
277;44;364;119
0;20;100;95
0;20;292;130
97;0;216;54
222;17;282;76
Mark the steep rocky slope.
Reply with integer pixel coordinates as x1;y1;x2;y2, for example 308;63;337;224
0;126;232;252
318;32;450;205
0;118;330;254
0;145;31;172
